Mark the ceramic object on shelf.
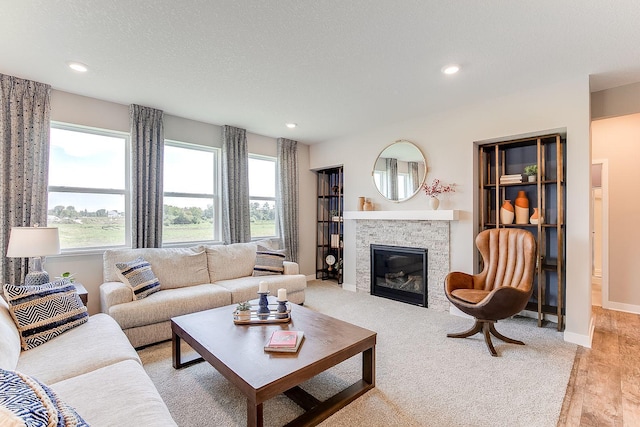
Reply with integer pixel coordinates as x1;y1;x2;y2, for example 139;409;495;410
527;175;537;182
358;196;365;211
500;200;514;225
363;199;374;211
530;208;543;224
429;196;440;210
515;190;529;224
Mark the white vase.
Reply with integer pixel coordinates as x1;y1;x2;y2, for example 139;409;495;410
429;197;440;210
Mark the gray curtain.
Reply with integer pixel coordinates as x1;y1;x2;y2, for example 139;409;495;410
385;158;398;201
130;104;164;248
408;161;420;193
222;125;251;244
276;138;299;262
0;74;51;285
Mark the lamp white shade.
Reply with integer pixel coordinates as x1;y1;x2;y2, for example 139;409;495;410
6;227;61;258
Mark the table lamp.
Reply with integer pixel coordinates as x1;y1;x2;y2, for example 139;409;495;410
6;226;61;285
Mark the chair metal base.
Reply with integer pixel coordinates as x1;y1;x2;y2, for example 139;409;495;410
447;319;525;357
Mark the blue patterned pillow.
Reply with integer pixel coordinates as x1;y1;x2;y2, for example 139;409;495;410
115;257;161;300
0;368;89;426
3;279;88;351
253;251;286;276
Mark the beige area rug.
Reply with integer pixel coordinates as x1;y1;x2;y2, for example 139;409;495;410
139;281;577;427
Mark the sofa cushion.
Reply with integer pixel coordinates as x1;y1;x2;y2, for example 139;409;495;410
17;313;141;385
253;251;286;276
206;243;257;282
3;280;88;351
104;246;209;290
0;297;21;371
109;284;232;330
50;360;177;427
116;257;161;300
0;368;89;426
215;274;307;304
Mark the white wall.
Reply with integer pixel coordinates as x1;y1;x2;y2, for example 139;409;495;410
592;113;640;312
46;90;316;314
310;76;592;345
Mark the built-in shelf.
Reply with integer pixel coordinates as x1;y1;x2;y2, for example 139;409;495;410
343;210;459;221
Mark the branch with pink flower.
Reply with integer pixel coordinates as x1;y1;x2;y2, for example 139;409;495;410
422;179;456;198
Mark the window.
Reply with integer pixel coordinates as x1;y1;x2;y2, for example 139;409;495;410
163;141;219;244
248;155;277;238
48;123;129;250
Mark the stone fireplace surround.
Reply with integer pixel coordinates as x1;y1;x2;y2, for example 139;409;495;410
344;210;459;312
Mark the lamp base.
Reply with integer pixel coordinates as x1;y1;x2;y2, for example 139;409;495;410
24;270;51;286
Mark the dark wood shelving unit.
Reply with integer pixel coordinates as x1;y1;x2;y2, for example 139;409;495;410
479;133;566;330
315;166;344;284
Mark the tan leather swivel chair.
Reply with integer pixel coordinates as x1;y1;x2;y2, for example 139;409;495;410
445;228;536;356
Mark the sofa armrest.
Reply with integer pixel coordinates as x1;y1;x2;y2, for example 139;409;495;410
100;282;134;313
283;261;299;275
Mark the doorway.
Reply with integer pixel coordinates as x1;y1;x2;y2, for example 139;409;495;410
591;160;608;308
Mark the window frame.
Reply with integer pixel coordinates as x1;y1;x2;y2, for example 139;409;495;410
162;140;221;246
248;153;278;240
48;121;131;253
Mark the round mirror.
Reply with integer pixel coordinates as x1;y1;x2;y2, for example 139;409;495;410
372;140;427;202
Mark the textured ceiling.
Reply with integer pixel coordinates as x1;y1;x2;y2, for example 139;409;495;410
2;1;640;143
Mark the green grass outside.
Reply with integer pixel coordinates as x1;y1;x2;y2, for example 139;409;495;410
54;218;276;248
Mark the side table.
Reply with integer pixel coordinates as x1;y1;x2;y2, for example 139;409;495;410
74;283;88;306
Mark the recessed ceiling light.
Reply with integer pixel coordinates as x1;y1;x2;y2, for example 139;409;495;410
441;64;460;75
67;61;88;73
286;123;297;129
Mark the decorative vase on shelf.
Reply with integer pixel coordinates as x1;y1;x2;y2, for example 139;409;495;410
363;199;374;211
527;175;536;182
515;191;529;224
500;200;514;224
429;196;440;210
530;208;543;224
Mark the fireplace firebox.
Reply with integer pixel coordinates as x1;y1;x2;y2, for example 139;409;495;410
370;244;428;307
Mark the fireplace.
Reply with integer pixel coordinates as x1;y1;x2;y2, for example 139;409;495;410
370;244;428;307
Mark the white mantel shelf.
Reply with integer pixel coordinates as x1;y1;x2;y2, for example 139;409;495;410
343;210;459;221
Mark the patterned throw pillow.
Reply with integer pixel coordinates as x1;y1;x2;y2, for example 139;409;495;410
253;251;286;276
115;257;161;300
3;279;88;351
0;368;89;426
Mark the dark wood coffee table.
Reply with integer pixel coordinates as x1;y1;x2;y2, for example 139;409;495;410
171;300;376;427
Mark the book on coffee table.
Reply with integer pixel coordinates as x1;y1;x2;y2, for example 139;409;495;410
264;330;304;353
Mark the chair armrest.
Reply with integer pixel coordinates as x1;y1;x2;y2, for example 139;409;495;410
283;261;299;275
100;281;133;313
445;271;474;294
473;286;533;320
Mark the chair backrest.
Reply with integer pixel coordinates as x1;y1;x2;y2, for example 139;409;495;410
475;228;536;292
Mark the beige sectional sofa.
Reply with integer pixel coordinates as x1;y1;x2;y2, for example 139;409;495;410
100;242;307;348
0;297;176;426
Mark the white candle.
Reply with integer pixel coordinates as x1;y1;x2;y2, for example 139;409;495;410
258;281;268;293
277;288;287;301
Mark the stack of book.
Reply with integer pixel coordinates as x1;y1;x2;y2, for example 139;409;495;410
499;174;524;184
264;330;305;353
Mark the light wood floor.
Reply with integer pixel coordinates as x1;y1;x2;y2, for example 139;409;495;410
558;306;640;426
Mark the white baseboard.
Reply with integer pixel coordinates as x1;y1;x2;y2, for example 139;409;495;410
341;282;357;292
603;300;640;315
564;316;595;348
